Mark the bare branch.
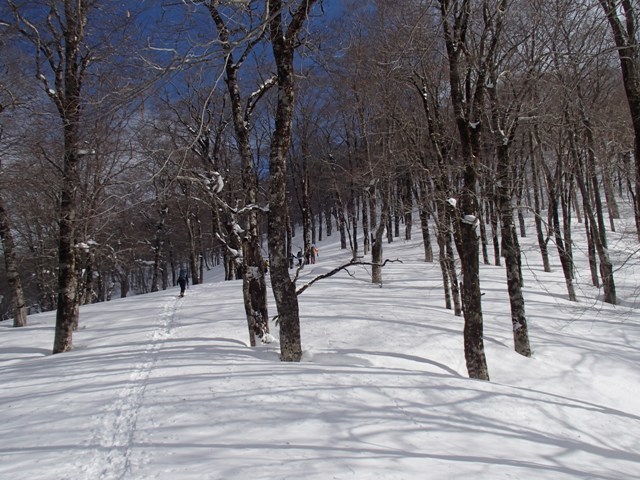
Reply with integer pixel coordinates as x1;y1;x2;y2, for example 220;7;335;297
295;258;402;296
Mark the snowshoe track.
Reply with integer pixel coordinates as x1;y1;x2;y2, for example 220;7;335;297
80;294;181;480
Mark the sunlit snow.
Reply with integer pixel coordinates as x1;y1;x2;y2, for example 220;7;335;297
1;213;639;479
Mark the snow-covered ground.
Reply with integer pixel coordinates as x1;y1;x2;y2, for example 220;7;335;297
1;216;640;479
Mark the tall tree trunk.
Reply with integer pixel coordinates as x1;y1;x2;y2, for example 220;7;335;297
530;130;551;272
437;230;452;311
402;174;413;241
325;205;333;237
362;192;370;255
0;194;27;327
486;42;532;357
301;139;312;263
11;0;90;353
330;160;348;250
478;200;490;266
489;197;501;266
267;0;318;362
496;143;531;357
439;0;490;380
416;181;434;262
51;2;89;354
598;0;640;239
572;131;617;304
207;2;270;344
544;160;578;301
348;186;358;261
445;220;462;317
151;204;167;293
601;149;620;225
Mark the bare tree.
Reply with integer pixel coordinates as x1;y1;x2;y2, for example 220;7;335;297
0;32;28;327
7;0;94;352
437;0;495;380
598;0;640;239
267;0;319;362
485;1;533;357
7;0;151;352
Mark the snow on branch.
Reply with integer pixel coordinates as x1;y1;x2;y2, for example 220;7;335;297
245;76;277;124
215;233;242;264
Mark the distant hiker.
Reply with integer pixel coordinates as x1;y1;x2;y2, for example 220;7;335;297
296;249;303;267
311;244;318;264
177;266;188;297
289;253;296;269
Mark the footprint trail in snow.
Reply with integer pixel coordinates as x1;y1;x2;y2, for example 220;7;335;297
79;294;183;480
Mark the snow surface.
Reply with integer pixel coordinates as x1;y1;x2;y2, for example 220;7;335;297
1;215;640;480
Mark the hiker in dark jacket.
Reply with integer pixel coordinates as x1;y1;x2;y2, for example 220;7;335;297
178;267;188;297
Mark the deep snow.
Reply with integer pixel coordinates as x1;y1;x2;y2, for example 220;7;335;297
1;216;640;479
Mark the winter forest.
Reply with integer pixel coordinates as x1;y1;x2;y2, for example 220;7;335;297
1;0;640;381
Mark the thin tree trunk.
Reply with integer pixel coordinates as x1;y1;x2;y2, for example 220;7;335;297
416;181;434;262
489;197;500;266
575;161;617;304
151;204;167;293
546;163;577;301
445;223;462;317
437;231;453;310
530;130;551;272
362;193;370;255
348;189;358;261
496;143;531;357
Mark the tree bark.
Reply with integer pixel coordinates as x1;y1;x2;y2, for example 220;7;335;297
598;0;640;239
439;0;490;380
267;0;318;362
496;143;531;357
0;193;27;327
372;182;390;285
530;130;551;273
49;1;89;354
206;3;270;343
543;159;577;302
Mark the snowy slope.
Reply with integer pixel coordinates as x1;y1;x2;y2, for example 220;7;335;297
1;218;639;480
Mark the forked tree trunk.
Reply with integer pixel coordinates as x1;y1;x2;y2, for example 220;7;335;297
439;0;491;380
267;0;318;362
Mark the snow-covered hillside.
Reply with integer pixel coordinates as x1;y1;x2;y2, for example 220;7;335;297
1;218;639;479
